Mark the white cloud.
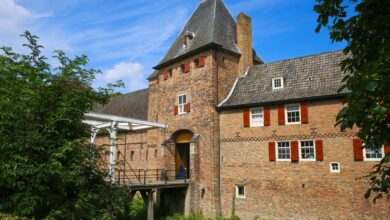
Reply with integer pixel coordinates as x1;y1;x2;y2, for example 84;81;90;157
0;0;190;93
0;0;31;49
0;0;30;30
104;62;147;91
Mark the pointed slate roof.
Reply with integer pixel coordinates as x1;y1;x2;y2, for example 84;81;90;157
218;50;349;109
154;0;240;69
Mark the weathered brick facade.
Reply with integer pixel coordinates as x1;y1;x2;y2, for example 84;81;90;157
94;0;390;219
219;100;390;219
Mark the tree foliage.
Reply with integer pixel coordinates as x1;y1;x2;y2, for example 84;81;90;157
314;0;389;200
0;31;130;219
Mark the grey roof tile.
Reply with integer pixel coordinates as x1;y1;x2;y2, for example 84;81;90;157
93;88;149;120
155;0;239;68
219;50;348;108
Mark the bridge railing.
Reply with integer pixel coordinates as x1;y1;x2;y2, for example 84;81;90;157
116;168;188;185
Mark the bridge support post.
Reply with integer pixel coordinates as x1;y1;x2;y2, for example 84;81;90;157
147;189;154;220
140;189;154;220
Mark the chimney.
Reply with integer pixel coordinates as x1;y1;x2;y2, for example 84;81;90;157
237;12;253;74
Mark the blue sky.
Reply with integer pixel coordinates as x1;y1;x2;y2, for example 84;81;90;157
0;0;345;93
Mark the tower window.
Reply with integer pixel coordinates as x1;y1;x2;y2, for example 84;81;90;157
178;94;187;114
182;30;195;48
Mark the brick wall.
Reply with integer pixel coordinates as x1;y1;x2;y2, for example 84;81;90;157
219;99;390;219
147;50;219;216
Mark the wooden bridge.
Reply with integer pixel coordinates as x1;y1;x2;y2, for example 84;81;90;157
84;112;189;220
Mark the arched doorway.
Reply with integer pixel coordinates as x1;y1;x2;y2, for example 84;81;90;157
174;131;192;179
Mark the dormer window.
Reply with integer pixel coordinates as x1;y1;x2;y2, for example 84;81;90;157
272;77;284;89
182;31;195;48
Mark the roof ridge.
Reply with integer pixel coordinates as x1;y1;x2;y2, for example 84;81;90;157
257;50;344;66
124;88;148;96
215;0;241;53
210;0;217;43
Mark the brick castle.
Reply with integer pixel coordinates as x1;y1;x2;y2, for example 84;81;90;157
94;0;390;219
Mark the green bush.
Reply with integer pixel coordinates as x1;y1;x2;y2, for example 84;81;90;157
128;198;147;220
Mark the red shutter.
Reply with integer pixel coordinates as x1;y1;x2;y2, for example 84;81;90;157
163;71;168;81
315;140;324;161
278;105;285;125
269;142;276;161
264;107;270;126
384;145;390;156
301;103;308;124
243;108;250;127
353;139;363;161
199;56;206;67
186;103;191;113
174;106;178;115
291;141;299;161
183;63;190;73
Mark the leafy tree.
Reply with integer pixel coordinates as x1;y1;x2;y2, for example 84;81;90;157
314;0;389;200
0;31;130;219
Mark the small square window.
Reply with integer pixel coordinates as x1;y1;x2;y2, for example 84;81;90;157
285;104;301;124
250;107;263;127
236;185;245;199
272;77;284;89
330;162;340;173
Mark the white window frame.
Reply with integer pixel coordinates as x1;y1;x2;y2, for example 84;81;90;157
276;141;291;161
272;77;284;89
178;94;187;115
299;140;316;161
236;185;245;199
329;162;340;173
285;103;301;125
363;146;384;161
250;107;264;127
